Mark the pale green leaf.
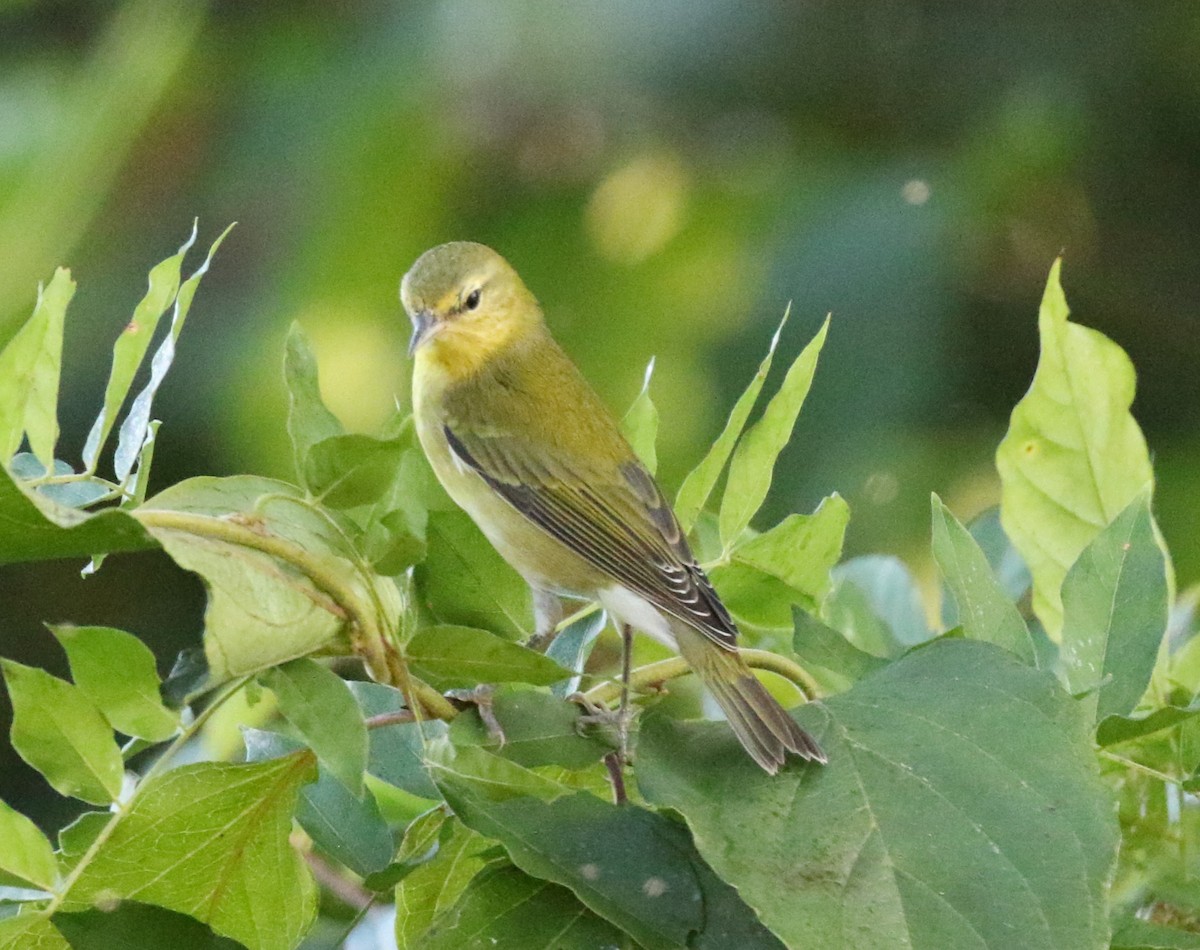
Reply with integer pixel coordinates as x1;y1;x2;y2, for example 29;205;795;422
259;657;367;793
719;315;829;546
2;660;123;805
407;625;569;690
638;639;1117;950
64;754;318;950
675;311;787;534
1060;492;1168;722
0;797;57;890
620;357;658;474
930;494;1035;663
0;914;69;950
304;433;406;508
0;267;73;468
731;492;849;607
50;625;178;742
395;817;490;950
546;608;605;697
824;555;931;656
81;228;194;471
284;323;344;485
996;259;1155;638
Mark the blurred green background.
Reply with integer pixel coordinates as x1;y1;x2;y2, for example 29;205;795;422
2;0;1199;829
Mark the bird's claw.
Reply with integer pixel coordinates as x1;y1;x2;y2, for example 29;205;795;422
445;684;506;746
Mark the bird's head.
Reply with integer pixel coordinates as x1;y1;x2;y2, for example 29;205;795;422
400;242;541;366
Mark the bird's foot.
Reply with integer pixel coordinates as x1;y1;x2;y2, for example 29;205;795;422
445;684;505;746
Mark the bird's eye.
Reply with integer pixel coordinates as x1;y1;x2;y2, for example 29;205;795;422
465;289;482;311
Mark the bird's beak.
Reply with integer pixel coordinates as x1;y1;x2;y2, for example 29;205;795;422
408;309;437;355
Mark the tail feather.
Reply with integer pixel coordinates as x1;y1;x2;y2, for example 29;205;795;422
676;627;826;774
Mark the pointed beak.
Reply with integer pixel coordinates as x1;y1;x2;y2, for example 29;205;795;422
408;309;436;355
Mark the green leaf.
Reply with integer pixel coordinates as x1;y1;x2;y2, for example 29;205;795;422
304;433;406;508
81;228;194;472
63;754;318;950
939;506;1031;629
719;315;829;547
675;312;787;534
0;466;153;565
415;509;530;640
996;258;1156;638
731;492;850;609
0;914;69;950
620;357;659;474
0;797;57;889
448;690;615;769
638;639;1117;950
56;811;110;870
395;816;490;950
708;560;804;630
422;863;626;950
2;660;123;805
8;454;110;510
824;555;931;657
0;267;73;467
1060;493;1169;722
52;902;245;950
142;476;371;682
930;494;1035;663
430;754;782;950
349;681;446;800
284;323;344;485
243;728;393;878
408;625;569;690
259;657;367;793
792;608;887;690
546;609;606;698
1097;700;1200;747
1110;917;1200;950
112;225;234;483
50;625;178;742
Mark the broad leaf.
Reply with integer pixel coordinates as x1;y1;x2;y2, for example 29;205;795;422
996;259;1155;638
731;492;849;609
0;267;73;467
407;625;569;690
64;754;318;950
825;555;931;656
0;797;57;889
620;357;658;474
0;914;68;950
931;494;1034;663
940;506;1031;629
792;608;887;692
430;749;781;950
304;433;406;509
349;681;446;800
675;312;786;534
52;902;244;950
259;657;367;793
1060;493;1168;722
638;639;1117;950
395;816;490;950
283;323;344;484
2;660;123;805
422;863;626;950
50;625;178;742
719;315;829;546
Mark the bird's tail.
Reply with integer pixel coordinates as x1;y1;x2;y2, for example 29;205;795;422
674;625;826;774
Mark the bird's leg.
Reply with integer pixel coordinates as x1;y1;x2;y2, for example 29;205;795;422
444;684;505;746
618;623;634;763
526;588;565;652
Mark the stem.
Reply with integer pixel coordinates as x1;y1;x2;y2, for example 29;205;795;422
134;508;456;721
1098;749;1179;785
46;675;251;913
582;648;823;707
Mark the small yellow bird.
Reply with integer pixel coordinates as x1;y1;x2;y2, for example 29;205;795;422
401;242;824;773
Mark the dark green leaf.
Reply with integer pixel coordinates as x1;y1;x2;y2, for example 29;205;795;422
349;681;446;799
50;625;178;742
719;315;829;546
1097;701;1200;747
996;259;1157;637
283;323;344;486
940;506;1030;628
0;267;73;468
52;902;244;950
931;494;1035;663
1060;493;1169;722
160;648;210;708
448;690;615;769
792;608;887;689
243;728;393;878
408;625;569;690
63;754;318;950
0;798;57;890
638;639;1117;950
422;863;627;950
2;660;123;805
259;658;367;793
825;555;931;656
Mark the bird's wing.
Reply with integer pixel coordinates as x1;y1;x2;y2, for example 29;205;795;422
442;423;739;650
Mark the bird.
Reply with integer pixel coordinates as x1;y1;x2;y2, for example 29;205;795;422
401;241;825;774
